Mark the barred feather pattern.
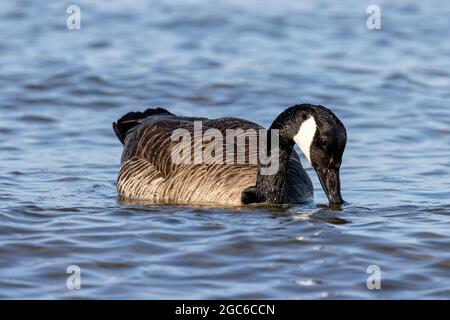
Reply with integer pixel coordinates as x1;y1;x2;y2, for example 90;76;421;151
116;114;312;206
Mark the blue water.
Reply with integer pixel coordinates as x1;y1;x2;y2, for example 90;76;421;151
0;0;449;299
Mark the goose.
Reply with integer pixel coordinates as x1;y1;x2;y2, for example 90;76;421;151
113;104;347;206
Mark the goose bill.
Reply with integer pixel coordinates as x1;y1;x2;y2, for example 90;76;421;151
315;167;343;205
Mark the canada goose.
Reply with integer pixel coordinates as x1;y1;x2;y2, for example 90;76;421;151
113;104;347;206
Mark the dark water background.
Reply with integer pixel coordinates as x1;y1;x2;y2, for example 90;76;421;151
0;0;449;299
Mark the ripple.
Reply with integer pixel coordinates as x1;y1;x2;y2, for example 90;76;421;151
295;279;322;286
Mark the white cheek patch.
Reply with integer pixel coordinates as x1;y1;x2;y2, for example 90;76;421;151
293;116;317;164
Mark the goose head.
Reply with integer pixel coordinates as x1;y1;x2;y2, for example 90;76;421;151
272;104;347;205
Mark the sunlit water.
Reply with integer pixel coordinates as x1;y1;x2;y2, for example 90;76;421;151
0;0;449;299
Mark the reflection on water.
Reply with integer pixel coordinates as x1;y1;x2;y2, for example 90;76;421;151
0;0;450;299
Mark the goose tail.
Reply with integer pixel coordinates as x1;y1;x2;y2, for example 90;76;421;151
113;107;173;144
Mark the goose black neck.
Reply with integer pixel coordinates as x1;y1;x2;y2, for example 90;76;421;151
255;127;295;204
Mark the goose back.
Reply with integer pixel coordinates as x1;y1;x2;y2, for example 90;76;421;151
116;112;313;206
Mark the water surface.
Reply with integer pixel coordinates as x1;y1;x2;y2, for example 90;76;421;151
0;0;449;299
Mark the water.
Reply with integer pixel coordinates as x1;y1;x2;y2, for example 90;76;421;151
0;0;449;299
